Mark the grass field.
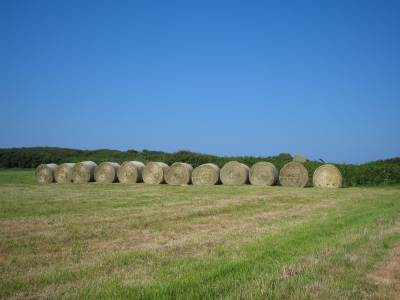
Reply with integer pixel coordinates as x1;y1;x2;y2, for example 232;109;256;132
0;169;399;299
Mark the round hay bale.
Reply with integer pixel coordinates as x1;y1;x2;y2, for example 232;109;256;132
165;162;193;185
192;163;220;186
293;154;306;162
54;163;75;183
279;162;309;187
249;162;278;186
313;164;343;188
35;163;58;184
220;161;250;185
94;162;120;183
72;161;97;183
117;161;145;183
142;162;169;184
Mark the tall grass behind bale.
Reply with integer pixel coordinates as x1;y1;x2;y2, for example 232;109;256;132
165;162;194;185
94;162;120;183
192;163;220;186
249;162;278;186
279;162;309;187
142;162;169;184
35;163;58;184
220;161;250;185
313;164;343;188
54;163;75;183
72;161;97;183
117;161;145;183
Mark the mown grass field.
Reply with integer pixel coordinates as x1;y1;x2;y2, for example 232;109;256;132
1;169;399;299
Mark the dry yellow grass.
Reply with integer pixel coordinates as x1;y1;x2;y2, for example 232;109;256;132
1;173;399;299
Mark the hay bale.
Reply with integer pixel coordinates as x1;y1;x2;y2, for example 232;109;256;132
142;162;169;184
220;161;250;185
35;163;58;184
279;162;309;187
94;162;120;183
293;154;306;162
72;161;97;183
249;162;278;186
313;164;343;188
54;163;75;183
165;162;193;185
192;163;220;186
117;161;145;183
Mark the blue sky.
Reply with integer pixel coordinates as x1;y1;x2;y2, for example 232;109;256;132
1;0;399;164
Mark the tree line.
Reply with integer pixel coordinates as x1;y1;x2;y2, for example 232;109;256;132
1;147;399;186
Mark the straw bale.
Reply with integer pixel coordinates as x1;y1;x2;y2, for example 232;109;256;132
279;162;309;187
165;162;193;185
94;162;120;183
220;161;250;185
117;161;145;183
35;163;58;184
54;163;75;183
72;161;97;183
142;162;169;184
293;154;306;162
313;164;343;188
249;162;278;186
192;163;220;186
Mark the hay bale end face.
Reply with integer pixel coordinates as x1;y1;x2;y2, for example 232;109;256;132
192;163;220;186
54;163;75;183
142;162;169;184
249;162;278;186
94;162;120;183
220;161;250;185
313;164;343;188
165;162;193;185
117;161;145;183
293;154;306;162
35;163;58;184
279;162;309;188
72;161;97;183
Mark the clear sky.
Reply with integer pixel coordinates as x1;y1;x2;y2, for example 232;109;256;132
1;0;399;164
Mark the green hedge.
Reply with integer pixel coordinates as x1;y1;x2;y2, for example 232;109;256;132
1;147;399;187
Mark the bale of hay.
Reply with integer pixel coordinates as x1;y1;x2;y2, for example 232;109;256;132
192;163;220;186
165;162;193;185
54;163;75;183
313;164;343;188
94;162;120;183
249;162;278;186
220;161;250;185
142;162;169;184
117;161;145;183
72;161;97;183
35;163;58;184
279;162;309;187
293;154;306;162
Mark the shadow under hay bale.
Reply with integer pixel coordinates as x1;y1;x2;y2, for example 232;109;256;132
72;161;97;183
313;164;343;188
94;162;120;183
192;163;220;186
279;162;309;187
220;161;250;185
142;162;169;184
35;163;58;184
165;162;193;185
117;161;145;183
249;162;278;186
55;163;75;183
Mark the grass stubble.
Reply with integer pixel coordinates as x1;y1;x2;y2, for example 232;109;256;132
0;170;399;299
